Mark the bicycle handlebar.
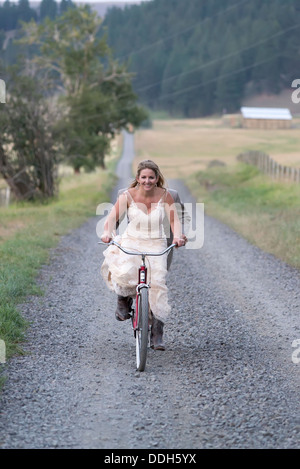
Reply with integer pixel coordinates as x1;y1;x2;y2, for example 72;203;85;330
98;240;178;257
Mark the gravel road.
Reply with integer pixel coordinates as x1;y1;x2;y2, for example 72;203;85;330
0;133;299;449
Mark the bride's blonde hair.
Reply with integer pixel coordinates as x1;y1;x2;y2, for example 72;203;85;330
130;160;165;188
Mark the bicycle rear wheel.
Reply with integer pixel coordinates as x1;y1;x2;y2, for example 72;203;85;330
136;287;149;371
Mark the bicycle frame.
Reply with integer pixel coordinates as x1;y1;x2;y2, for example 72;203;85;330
99;240;176;370
99;239;176;302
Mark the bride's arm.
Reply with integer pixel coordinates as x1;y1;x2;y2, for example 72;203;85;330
101;193;128;243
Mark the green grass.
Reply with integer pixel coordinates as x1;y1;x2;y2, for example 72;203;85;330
0;167;117;366
187;163;300;269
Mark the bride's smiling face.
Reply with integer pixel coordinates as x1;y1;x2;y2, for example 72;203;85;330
137;168;158;191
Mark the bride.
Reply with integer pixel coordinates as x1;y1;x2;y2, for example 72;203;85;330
100;160;186;350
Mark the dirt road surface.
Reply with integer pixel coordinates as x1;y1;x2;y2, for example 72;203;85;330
0;133;299;449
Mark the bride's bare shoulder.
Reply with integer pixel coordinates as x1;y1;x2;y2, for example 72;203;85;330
164;189;175;205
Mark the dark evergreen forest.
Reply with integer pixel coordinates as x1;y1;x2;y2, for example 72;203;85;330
0;0;74;30
103;0;300;116
0;0;75;66
1;0;300;117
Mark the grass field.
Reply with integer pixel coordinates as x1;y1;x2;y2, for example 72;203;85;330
0;154;118;368
135;117;300;269
134;117;300;177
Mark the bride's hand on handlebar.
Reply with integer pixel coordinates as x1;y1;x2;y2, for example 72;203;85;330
101;233;112;244
173;236;186;248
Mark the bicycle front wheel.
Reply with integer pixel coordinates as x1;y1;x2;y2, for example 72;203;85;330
136;287;149;372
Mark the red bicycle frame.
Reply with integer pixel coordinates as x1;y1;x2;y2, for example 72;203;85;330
133;264;148;330
99;240;176;333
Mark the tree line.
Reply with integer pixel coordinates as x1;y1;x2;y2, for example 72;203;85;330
0;0;73;31
0;0;75;64
0;5;147;201
103;0;300;116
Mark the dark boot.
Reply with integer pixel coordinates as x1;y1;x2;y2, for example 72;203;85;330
115;295;131;321
150;316;165;351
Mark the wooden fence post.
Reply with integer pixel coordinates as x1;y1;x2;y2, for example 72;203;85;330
236;151;299;184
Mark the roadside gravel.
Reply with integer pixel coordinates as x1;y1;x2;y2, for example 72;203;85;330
0;135;299;449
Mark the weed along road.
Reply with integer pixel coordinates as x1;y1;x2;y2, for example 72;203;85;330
0;132;299;449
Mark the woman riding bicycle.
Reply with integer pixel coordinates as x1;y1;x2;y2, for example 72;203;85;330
100;160;186;350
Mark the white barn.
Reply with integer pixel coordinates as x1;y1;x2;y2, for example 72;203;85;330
240;107;292;129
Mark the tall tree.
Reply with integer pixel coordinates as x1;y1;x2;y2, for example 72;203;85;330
0;0;18;30
20;5;147;171
17;0;37;24
214;31;246;113
0;66;59;200
59;0;74;15
39;0;58;21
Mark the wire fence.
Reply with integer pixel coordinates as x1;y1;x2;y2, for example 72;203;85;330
237;150;300;184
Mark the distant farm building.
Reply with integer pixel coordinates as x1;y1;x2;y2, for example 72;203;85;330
240;107;292;129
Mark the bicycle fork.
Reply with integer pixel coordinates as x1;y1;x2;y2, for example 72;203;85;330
132;256;149;333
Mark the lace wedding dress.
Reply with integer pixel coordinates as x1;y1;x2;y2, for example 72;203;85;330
101;190;171;322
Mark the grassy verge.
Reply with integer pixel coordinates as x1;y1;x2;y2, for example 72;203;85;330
187;163;300;269
0;167;117;366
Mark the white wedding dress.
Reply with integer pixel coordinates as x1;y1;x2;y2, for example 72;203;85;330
101;190;171;322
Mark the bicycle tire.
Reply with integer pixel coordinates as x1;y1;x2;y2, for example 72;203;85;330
136;287;149;371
